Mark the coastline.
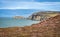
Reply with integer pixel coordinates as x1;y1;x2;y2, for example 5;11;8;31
0;15;60;37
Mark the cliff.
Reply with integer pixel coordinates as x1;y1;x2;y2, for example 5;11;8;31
0;15;60;37
28;11;60;21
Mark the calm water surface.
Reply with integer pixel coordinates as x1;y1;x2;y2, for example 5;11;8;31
0;17;40;28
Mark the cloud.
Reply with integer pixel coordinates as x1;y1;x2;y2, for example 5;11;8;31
0;0;34;2
0;1;60;11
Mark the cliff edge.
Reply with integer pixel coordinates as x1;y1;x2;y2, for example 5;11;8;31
28;11;60;21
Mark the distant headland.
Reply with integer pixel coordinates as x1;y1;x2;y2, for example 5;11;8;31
13;16;25;19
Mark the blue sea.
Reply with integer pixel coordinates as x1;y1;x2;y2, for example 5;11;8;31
0;17;40;28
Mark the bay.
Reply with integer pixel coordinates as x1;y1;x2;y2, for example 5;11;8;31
0;17;40;28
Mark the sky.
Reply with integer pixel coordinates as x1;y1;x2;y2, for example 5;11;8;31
0;0;60;17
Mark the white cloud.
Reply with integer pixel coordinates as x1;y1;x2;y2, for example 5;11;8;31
0;2;60;11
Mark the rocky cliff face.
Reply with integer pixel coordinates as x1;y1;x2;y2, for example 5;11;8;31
28;11;60;21
0;15;60;37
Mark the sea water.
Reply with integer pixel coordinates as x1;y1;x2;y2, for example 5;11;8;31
0;17;40;28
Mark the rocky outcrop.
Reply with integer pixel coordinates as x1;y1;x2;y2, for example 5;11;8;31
28;11;60;21
0;15;60;37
